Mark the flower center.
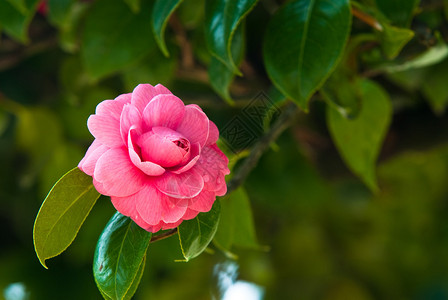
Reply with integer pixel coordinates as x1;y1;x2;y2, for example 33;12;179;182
138;127;191;168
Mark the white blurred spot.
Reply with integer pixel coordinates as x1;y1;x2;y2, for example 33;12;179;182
3;282;29;300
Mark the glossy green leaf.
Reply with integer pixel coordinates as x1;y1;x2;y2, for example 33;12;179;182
152;0;183;57
379;23;414;59
204;0;258;74
263;0;351;111
33;167;101;268
375;0;419;27
178;200;221;261
94;212;151;300
327;79;392;191
214;187;258;251
322;74;362;119
124;0;140;13
209;24;244;105
81;0;154;79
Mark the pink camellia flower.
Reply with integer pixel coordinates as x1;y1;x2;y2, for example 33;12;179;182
78;84;229;232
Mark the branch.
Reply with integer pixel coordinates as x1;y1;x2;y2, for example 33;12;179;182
150;228;178;243
351;5;383;32
226;101;299;193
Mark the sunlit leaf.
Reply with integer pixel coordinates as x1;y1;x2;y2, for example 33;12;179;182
152;0;183;57
263;0;351;110
94;212;151;300
209;24;244;105
375;0;420;27
81;0;154;79
379;23;414;59
178;200;221;261
214;187;258;251
33;167;101;268
327;79;392;191
204;0;258;74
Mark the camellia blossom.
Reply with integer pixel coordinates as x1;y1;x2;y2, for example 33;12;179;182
78;84;229;232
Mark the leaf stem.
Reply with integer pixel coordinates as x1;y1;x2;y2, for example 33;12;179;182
150;228;178;243
226;100;299;193
351;5;383;32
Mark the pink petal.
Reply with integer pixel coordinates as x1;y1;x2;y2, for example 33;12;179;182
155;169;204;199
154;84;173;95
142;94;185;130
171;143;201;174
128;127;166;176
131;84;157;114
95;94;131;119
206;120;219;146
181;209;200;220
78;140;109;176
120;104;142;145
176;105;209;146
161;219;183;230
134;185;187;225
92;179;108;195
138;127;189;168
111;195;138;217
188;190;216;212
94;148;146;197
87;114;123;148
194;145;229;192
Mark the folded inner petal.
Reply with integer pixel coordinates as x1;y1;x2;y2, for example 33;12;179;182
142;94;185;130
176;105;209;147
120;104;142;145
128;127;165;176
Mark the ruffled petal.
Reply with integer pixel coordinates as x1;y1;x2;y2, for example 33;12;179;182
87;114;123;148
134;185;187;225
120;104;142;145
206;120;219;146
142;94;185;130
131;84;158;114
94;148;146;197
78;140;109;176
176;105;209;146
95;94;131;119
188;190;216;212
128;127;166;176
155;169;204;199
194;145;229;193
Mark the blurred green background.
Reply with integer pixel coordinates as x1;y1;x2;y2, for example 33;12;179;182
2;0;448;299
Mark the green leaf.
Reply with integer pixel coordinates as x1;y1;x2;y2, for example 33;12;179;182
0;0;38;43
326;79;392;191
209;24;244;105
214;187;258;251
178;200;221;261
33;167;101;268
263;0;351;111
204;0;258;74
375;0;419;27
152;0;183;57
94;212;151;300
379;23;414;59
124;0;140;13
48;0;74;27
81;0;154;79
421;59;448;115
322;74;362;119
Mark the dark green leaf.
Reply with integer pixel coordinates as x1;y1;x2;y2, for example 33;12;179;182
263;0;351;111
379;23;414;59
209;24;244;105
375;0;419;27
322;74;362;119
152;0;183;57
327;79;392;191
178;200;221;261
422;59;448;115
214;187;258;251
81;0;154;79
33;167;101;268
204;0;258;74
94;212;151;300
124;0;140;13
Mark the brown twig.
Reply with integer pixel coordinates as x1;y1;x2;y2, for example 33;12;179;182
150;228;178;243
226;100;300;193
351;5;383;32
169;14;194;68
